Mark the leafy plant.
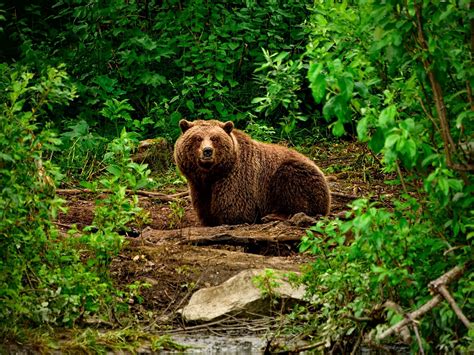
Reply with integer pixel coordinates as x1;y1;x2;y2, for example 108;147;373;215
167;199;186;229
3;0;311;140
58;119;108;182
79;128;152;270
253;269;282;300
297;1;473;352
0;64;118;327
245;120;277;142
252;50;307;137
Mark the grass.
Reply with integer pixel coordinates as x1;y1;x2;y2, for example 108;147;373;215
0;326;188;354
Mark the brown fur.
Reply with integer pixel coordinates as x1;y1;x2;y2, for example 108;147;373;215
174;119;331;226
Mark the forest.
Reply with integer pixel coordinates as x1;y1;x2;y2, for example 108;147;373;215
0;0;472;353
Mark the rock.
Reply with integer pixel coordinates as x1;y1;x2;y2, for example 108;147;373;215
132;138;173;173
287;212;317;227
180;269;306;323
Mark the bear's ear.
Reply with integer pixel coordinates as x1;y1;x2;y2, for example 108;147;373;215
179;119;193;133
222;121;234;134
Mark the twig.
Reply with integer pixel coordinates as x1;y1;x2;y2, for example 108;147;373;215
57;188;188;201
343;314;373;323
429;284;471;328
272;340;326;354
378;295;443;340
330;191;360;200
54;222;76;229
412;322;425;355
377;264;468;340
417;96;440;131
350;328;364;355
396;161;408;194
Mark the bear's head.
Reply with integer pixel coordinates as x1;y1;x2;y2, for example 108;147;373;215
174;119;238;178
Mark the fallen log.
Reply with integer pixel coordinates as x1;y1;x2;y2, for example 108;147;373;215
57;188;188;201
141;223;305;257
58;188;359;202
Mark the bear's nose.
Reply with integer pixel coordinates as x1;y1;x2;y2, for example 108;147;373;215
202;147;213;158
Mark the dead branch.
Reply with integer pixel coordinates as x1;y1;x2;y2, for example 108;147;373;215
57;188;188;201
429;274;472;329
59;188;365;203
330;191;360;200
377;264;468;341
382;301;411;343
378;295;443;341
285;340;326;353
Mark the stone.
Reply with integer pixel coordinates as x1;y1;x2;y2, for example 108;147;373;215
180;269;307;323
132;138;172;173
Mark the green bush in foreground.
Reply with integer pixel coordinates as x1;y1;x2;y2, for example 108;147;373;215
0;64;147;332
298;1;473;353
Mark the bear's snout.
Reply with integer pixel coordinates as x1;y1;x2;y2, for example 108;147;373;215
202;146;213;158
198;143;215;169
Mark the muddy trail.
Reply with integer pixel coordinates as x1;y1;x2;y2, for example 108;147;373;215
56;142;399;352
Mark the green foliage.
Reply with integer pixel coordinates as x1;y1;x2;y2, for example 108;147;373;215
253;269;284;313
3;0;311;142
59;119;108;181
0;64;115;326
253;268;282;299
78;128;152;270
167;199;186;229
0;65;152;331
252;49;308;137
245;120;277;142
1;327;187;353
298;1;473;352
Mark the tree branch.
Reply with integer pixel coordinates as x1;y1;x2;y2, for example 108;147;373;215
57;188;188;201
377;264;469;341
414;4;474;172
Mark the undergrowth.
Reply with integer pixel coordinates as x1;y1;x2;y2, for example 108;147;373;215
0;65;155;351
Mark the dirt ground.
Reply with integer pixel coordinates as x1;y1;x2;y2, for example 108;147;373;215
56;141;399;331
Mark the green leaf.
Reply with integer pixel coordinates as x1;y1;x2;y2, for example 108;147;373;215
308;62;326;103
107;165;122;177
404;139;417;159
274;51;289;64
185;100;195;112
379;105;396;128
369;128;385;153
310;73;326;104
331;120;345;137
385;133;399;149
322;96;335;121
357;115;369;142
338;74;354;101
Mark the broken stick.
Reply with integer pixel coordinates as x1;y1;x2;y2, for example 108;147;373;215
57;188;188;201
378;264;470;341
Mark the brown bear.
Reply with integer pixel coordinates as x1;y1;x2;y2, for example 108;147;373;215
174;119;331;226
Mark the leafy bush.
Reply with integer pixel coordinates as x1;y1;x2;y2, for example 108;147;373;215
298;1;473;352
0;64;108;327
79;128;152;270
0;65;149;331
3;0;311;142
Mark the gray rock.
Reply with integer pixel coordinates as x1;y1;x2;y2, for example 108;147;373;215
180;269;306;323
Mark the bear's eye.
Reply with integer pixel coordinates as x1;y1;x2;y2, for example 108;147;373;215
210;136;219;143
194;136;203;143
